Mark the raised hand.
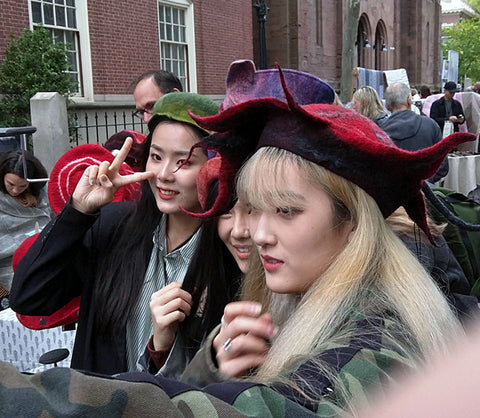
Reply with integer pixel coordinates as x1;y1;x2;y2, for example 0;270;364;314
213;301;278;378
71;137;154;213
150;282;193;352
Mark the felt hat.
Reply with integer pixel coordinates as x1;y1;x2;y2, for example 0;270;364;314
192;61;336;216
11;233;80;329
103;129;146;170
187;66;477;241
147;92;219;135
48;143;139;214
444;81;459;93
220;59;335;111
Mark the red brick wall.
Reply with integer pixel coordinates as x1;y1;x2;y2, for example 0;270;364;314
87;0;161;95
1;1;253;97
194;0;253;94
0;0;30;62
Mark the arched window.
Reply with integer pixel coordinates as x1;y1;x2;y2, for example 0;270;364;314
356;14;371;68
374;20;388;70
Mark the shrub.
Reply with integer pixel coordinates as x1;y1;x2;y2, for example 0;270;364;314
0;27;77;127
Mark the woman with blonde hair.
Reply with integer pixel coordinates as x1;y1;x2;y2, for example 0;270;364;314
352;85;388;125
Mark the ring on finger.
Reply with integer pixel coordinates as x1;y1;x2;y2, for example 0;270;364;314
223;338;233;352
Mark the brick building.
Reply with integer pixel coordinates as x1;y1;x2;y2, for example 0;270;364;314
253;0;443;92
0;0;254;104
2;0;445;103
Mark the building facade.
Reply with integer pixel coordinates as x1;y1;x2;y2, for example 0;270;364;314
253;0;442;93
0;0;254;104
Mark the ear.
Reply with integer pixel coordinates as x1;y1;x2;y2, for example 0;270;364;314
407;96;412;106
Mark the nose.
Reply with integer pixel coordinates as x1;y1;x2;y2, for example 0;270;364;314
231;213;250;239
252;212;276;247
156;160;175;183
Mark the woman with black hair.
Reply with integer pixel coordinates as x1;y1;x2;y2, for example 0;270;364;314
0;150;52;290
10;92;241;377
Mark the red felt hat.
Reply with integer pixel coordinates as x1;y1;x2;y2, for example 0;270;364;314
187;66;476;242
12;233;80;329
48;144;140;214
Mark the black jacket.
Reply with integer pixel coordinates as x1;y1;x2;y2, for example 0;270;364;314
401;235;478;322
9;201;150;374
429;96;465;132
381;109;448;182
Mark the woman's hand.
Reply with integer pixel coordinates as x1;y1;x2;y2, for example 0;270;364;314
71;137;154;213
150;282;193;352
213;301;278;378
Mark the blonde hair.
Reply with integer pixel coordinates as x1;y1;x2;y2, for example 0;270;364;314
352;86;386;119
387;207;445;240
237;147;461;389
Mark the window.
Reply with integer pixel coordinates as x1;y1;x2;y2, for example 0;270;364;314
29;0;93;99
158;1;197;92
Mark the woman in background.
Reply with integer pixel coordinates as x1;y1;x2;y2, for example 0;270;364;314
352;85;388;126
0;150;52;290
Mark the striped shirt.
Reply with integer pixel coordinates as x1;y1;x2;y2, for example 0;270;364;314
126;214;202;371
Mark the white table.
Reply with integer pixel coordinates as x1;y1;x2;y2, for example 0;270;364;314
442;154;480;195
0;308;75;372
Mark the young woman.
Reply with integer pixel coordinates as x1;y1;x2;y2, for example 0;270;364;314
10;92;240;377
0;151;52;290
175;73;474;414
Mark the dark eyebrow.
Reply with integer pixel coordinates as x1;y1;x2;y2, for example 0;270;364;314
150;144;197;158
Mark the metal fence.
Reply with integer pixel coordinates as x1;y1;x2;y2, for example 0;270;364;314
70;110;147;147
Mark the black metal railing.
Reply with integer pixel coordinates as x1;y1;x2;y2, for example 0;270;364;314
70;110;147;146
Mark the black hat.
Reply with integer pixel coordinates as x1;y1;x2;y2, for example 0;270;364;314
444;81;458;93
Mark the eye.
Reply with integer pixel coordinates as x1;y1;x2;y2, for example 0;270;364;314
276;207;301;218
177;159;191;166
150;152;161;161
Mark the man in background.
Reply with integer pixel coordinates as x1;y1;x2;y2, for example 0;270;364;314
381;82;448;183
430;81;465;133
131;70;183;123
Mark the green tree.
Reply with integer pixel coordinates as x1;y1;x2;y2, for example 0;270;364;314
466;0;480;12
0;27;77;127
442;18;480;83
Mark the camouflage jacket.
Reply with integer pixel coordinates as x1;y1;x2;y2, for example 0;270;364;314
0;317;414;417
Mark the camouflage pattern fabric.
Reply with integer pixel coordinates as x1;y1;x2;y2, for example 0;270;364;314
0;316;414;417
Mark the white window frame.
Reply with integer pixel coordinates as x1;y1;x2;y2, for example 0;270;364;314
28;0;94;101
157;0;197;93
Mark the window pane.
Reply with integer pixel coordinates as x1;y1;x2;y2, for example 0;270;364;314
166;7;171;22
44;3;54;24
68;51;77;71
55;0;65;4
55;5;66;26
65;30;75;45
172;45;178;59
53;28;64;43
44;0;53;3
166;24;172;41
66;0;75;6
159;6;164;21
180;11;184;26
32;2;42;23
67;7;77;28
173;9;178;24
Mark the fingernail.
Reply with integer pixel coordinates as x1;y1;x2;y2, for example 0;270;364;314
269;325;278;336
89;179;94;186
100;175;108;183
251;303;262;315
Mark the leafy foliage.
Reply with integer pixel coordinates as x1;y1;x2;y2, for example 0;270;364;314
442;18;480;83
0;27;77;127
466;0;480;12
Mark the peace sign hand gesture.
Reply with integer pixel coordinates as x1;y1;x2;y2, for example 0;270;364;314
72;137;154;214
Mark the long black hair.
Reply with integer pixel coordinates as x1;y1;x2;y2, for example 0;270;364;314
94;119;241;339
179;180;242;350
0;150;48;197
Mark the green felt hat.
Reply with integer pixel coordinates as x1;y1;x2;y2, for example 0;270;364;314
148;92;219;134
